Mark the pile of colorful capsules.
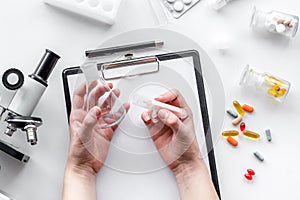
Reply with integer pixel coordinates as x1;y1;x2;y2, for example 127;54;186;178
224;100;261;143
223;100;272;182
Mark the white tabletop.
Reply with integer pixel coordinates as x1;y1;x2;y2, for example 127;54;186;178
0;0;300;199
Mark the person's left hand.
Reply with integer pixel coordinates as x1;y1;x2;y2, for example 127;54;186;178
67;82;130;175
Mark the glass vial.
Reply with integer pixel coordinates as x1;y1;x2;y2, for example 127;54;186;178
80;62;127;128
250;6;299;38
240;65;291;102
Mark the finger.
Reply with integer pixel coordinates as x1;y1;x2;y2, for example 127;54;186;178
155;89;188;109
142;111;167;141
88;80;98;92
157;109;183;133
104;88;120;108
141;111;152;125
101;102;130;132
113;88;120;97
123;102;130;113
78;106;101;143
151;109;159;124
72;83;87;110
72;81;99;110
88;84;112;108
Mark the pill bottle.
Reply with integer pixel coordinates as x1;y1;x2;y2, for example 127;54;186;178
250;6;299;38
240;65;291;102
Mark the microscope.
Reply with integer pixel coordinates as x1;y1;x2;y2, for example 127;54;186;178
0;49;60;146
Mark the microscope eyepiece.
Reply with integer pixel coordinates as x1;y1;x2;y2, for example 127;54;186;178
30;49;60;85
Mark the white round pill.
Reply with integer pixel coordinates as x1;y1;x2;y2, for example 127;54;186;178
182;0;192;5
88;0;99;7
167;0;176;3
276;24;286;33
173;1;184;12
102;0;114;12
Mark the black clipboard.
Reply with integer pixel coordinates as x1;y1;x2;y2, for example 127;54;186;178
62;50;221;198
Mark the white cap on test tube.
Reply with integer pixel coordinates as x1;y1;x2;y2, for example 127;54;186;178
132;94;188;119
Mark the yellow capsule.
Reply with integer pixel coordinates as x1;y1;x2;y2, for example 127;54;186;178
268;89;278;97
264;75;284;86
243;130;260;139
274;84;281;91
222;130;239;137
277;88;286;97
268;87;287;98
233;100;245;116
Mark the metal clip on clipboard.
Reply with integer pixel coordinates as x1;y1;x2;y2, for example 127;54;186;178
85;41;164;80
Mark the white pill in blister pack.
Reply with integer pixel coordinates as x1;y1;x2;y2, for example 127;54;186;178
182;0;192;4
174;1;184;12
161;0;200;19
44;0;123;25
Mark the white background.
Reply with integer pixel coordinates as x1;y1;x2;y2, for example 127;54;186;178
0;0;300;199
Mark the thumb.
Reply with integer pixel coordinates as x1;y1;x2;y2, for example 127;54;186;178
157;109;183;133
79;106;101;142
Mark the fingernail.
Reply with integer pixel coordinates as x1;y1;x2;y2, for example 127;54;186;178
144;113;151;121
151;111;159;123
158;110;168;119
181;109;188;119
155;95;163;100
94;107;101;118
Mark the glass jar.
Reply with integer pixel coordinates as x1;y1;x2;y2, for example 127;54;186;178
250;6;299;38
240;65;291;102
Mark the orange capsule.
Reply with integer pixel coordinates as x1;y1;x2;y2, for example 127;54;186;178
242;104;254;113
227;136;238;147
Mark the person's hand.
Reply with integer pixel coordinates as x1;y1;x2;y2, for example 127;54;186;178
67;82;129;175
141;89;219;200
63;82;129;200
141;89;201;171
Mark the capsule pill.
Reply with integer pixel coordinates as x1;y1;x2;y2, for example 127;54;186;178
240;122;246;132
242;104;254;113
244;168;255;183
265;129;272;142
247;169;255;176
253;151;264;162
222;130;239;137
243;130;260;139
227;136;238;147
233;100;245;116
232;115;243;126
226;108;238;118
244;173;253;182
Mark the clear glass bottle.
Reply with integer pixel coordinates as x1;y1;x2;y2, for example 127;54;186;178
250;6;299;38
240;65;291;102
